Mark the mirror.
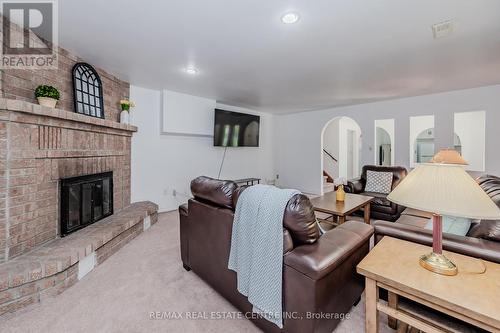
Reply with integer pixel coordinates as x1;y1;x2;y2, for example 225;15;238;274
454;111;486;171
410;115;435;167
374;119;394;166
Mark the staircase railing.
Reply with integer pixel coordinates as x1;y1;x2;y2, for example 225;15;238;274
323;149;338;163
323;149;337;184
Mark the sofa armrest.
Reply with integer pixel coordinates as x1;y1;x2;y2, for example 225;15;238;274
284;222;373;280
179;203;188;217
373;220;500;264
179;203;189;266
346;178;364;194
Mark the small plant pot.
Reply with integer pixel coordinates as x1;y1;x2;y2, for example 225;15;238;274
37;97;58;108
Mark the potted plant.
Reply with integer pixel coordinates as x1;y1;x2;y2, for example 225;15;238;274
119;98;135;124
35;85;60;108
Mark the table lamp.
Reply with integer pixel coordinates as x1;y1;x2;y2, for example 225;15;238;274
387;149;500;276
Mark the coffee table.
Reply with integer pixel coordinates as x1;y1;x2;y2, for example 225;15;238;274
357;237;500;333
310;191;373;229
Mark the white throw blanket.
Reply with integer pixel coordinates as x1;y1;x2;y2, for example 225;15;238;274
228;185;299;328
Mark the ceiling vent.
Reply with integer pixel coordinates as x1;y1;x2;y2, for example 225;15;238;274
432;20;454;39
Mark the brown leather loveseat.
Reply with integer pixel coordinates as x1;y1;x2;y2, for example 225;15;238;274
179;176;374;333
346;165;408;221
373;175;500;263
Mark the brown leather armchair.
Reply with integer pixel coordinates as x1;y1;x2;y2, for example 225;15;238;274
179;176;374;333
345;165;408;221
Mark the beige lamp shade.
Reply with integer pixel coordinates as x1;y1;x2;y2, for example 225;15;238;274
430;148;468;165
388;163;500;220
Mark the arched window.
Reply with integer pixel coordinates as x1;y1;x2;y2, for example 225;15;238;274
72;63;105;119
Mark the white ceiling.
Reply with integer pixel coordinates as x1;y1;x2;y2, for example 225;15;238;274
59;0;500;114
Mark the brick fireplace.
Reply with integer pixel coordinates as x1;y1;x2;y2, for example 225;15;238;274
0;29;134;262
0;36;158;315
0;99;135;262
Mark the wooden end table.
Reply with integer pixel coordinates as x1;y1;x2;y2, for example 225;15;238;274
310;191;373;229
357;237;500;333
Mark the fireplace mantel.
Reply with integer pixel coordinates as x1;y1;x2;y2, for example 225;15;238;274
0;98;137;133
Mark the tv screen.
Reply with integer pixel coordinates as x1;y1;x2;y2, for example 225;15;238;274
214;109;260;147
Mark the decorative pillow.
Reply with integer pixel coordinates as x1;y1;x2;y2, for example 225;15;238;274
365;171;393;194
425;216;472;236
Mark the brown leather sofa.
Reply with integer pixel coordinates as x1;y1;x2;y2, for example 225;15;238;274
345;165;408;222
373;175;500;263
179;176;374;333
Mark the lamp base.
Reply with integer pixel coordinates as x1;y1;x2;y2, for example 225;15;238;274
419;252;458;276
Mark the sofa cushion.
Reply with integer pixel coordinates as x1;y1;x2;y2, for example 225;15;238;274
365;170;393;194
191;176;238;210
284;221;373;280
283;194;320;245
467;220;500;242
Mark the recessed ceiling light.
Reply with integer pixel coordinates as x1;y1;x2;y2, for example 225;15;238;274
185;67;199;75
281;12;300;24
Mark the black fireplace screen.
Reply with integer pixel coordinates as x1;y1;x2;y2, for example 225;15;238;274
60;172;113;236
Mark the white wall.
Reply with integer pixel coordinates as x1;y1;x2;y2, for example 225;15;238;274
130;84;500;204
131;86;276;212
161;90;215;136
454;111;486;172
276;84;500;195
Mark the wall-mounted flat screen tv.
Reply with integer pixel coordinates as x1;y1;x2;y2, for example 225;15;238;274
214;109;260;147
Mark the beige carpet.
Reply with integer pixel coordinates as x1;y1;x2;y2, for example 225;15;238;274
0;211;394;333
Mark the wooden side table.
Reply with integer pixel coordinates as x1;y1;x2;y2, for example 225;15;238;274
357;237;500;333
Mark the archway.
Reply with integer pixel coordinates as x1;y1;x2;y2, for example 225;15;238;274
320;116;362;195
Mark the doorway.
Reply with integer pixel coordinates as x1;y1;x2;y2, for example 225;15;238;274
321;116;362;194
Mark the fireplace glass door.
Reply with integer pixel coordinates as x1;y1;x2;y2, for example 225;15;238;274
60;172;113;236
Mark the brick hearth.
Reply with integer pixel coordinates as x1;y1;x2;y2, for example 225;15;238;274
0;201;158;316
